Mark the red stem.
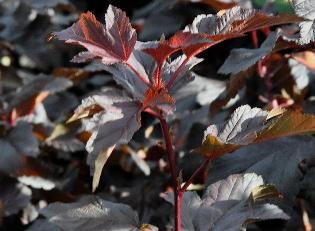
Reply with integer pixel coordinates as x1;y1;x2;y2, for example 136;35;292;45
158;117;181;231
251;31;267;81
250;31;259;49
158;117;212;231
155;65;162;87
176;191;183;231
125;62;150;85
180;159;210;193
262;27;270;37
159;118;177;186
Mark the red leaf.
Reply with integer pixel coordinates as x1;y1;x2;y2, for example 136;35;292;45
143;31;243;72
53;5;136;65
143;32;211;65
143;43;178;66
143;32;215;86
143;84;175;114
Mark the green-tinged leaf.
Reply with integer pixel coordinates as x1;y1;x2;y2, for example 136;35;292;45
250;184;282;203
253;0;293;13
196;135;240;159
196;105;269;158
198;105;315;159
141;224;158;231
257;110;315;142
46;124;68;141
92;146;115;192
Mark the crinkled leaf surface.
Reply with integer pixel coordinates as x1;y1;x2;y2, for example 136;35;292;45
197;105;269;158
75;89;142;191
207;136;315;198
166;173;288;231
198;105;315;159
185;6;301;35
102;51;204;112
257;109;315;142
36;196;141;231
292;0;315;44
290;58;315;89
53;5;136;64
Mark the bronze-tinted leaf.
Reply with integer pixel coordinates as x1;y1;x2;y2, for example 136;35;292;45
53;5;137;64
199;104;315;159
186;6;302;36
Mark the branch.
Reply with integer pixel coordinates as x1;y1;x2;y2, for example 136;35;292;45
180;159;210;193
159;117;177;186
158;117;181;231
166;57;189;90
125;62;150;85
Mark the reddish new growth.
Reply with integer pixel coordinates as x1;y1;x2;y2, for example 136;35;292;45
53;4;306;231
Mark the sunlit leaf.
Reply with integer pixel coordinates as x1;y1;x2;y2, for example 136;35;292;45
53;5;137;64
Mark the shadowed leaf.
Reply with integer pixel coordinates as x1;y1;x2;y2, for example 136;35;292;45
35;196;142;231
165;173;288;231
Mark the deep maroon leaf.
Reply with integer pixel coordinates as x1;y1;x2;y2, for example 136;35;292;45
53;5;137;65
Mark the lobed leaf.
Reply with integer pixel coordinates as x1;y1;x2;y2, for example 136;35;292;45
35;196;142;231
165;173;288;231
143;84;175;114
143;31;212;66
292;0;315;44
207;136;315;198
53;5;136;65
256;109;315;142
197;105;269;159
185;6;302;36
74;89;142;191
100;47;154;100
198;105;315;159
